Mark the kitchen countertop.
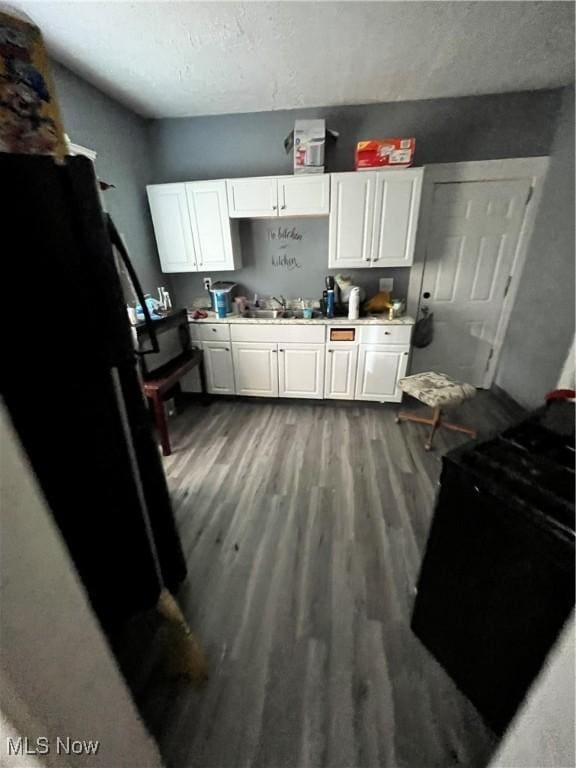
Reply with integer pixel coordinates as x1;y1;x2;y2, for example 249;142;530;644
187;312;415;326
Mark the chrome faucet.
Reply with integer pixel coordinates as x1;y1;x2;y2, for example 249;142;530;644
271;295;287;310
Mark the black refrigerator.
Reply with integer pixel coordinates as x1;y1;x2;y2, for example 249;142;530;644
1;153;186;630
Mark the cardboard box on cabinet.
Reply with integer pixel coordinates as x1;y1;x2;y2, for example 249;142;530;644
355;138;416;170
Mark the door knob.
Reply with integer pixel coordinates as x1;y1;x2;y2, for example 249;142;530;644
422;291;431;299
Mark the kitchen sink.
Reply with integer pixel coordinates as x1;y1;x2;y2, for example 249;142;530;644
242;308;323;320
242;309;284;319
281;309;322;319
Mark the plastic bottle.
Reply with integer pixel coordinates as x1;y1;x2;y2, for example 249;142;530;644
348;286;360;320
326;289;335;318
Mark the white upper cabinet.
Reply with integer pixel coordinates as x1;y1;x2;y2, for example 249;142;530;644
278;176;330;217
328;172;376;268
227;177;278;218
147;180;241;273
147;183;197;273
372;169;423;266
186;180;240;271
227;176;330;218
328;169;423;268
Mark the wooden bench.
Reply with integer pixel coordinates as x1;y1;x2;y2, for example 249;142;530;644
143;349;206;457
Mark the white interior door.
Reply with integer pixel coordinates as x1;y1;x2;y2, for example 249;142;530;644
412;179;531;387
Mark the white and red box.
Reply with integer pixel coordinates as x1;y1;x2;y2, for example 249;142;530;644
355;138;416;170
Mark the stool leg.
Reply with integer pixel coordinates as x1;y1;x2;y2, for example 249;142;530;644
150;392;171;457
425;406;441;451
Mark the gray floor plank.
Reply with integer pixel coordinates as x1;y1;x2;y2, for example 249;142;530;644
128;392;524;768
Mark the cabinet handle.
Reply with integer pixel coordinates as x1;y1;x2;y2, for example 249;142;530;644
212;328;217;332
281;205;286;209
279;349;285;352
384;331;390;335
328;349;333;353
225;347;229;351
272;349;278;353
272;205;277;210
403;352;409;356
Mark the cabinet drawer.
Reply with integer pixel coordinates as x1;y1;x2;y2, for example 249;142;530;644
230;323;325;344
359;325;412;345
197;323;231;342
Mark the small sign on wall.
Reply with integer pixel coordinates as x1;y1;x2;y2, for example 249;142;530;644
268;226;303;271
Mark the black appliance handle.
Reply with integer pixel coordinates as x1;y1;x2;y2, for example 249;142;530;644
106;214;159;355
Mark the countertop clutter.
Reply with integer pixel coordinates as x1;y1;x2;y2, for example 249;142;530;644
187;311;415;326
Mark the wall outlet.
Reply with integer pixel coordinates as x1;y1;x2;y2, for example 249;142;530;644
203;277;212;291
379;278;394;293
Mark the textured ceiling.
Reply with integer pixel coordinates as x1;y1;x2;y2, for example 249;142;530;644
12;1;576;118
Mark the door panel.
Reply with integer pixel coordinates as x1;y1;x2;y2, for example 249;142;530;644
232;342;278;397
278;176;330;217
278;343;325;399
328;172;375;268
186;181;236;270
373;169;423;266
203;341;235;395
355;345;409;402
146;184;196;272
412;179;531;387
226;178;278;218
325;345;358;399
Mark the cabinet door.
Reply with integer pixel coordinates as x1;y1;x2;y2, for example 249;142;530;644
278;176;330;217
355;345;409;402
146;184;197;272
232;342;278;397
186;181;240;271
226;178;278;218
202;341;235;395
278;344;325;399
324;345;358;400
372;169;423;266
328;172;376;268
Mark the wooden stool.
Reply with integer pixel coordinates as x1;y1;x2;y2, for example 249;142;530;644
396;371;477;450
143;349;206;457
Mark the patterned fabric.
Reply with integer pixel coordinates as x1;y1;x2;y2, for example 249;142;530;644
399;371;476;407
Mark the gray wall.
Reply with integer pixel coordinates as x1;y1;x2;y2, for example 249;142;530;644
51;61;165;297
150;88;562;308
169;218;410;307
496;86;575;408
149;89;562;182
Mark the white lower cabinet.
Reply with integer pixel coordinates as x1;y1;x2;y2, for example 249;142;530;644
355;344;410;402
194;323;412;403
232;342;278;397
324;345;358;400
202;341;235;395
278;344;325;399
